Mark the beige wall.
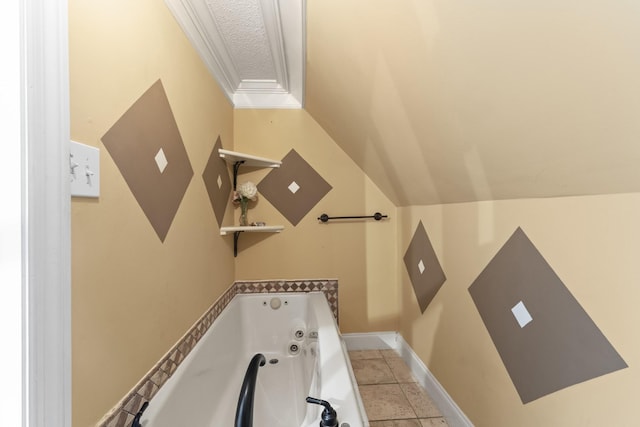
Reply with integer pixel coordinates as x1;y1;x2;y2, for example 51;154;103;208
398;193;639;426
69;0;234;425
69;2;639;426
233;109;399;333
307;0;640;206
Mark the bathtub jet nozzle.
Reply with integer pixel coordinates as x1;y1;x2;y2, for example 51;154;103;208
306;396;338;427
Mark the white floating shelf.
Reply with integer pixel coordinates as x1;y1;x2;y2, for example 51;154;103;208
218;149;281;168
220;225;284;235
221;225;284;257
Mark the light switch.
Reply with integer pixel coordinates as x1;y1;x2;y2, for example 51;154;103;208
70;140;100;198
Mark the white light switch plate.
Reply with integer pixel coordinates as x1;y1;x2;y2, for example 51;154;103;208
70;140;100;198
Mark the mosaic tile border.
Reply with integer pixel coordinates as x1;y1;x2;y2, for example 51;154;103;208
98;279;338;427
234;279;339;321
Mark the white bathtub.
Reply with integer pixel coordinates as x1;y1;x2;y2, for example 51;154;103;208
140;292;367;427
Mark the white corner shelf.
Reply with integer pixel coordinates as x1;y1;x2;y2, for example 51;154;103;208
221;225;284;257
220;225;284;235
219;148;281;191
219;149;281;168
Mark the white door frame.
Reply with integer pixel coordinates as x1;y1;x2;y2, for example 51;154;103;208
1;2;26;426
22;0;72;426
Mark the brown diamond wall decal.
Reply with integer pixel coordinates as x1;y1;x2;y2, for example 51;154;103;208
257;149;332;226
403;221;447;313
469;227;627;403
101;80;193;242
202;136;231;228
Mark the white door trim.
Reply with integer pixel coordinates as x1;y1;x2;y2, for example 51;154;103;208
23;0;72;425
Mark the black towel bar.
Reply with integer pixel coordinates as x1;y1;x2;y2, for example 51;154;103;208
318;212;388;223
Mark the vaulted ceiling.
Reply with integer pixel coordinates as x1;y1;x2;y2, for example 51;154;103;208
166;0;640;206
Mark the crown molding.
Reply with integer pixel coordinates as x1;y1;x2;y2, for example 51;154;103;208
164;0;305;109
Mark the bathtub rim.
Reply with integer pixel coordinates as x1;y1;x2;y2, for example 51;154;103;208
306;291;369;426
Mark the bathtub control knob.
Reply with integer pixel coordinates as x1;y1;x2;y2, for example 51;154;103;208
306;396;338;427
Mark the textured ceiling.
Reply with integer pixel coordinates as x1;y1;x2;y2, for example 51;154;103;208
170;0;640;206
206;0;277;80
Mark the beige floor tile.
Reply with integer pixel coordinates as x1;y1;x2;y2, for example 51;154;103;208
400;383;442;418
419;418;449;426
358;384;417;420
349;350;383;360
385;357;416;383
369;420;422;427
380;349;401;359
351;358;396;384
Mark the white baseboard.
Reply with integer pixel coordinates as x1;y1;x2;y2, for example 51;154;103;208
341;331;401;351
343;332;474;427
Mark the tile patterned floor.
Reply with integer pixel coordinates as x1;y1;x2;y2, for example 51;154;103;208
348;350;449;427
